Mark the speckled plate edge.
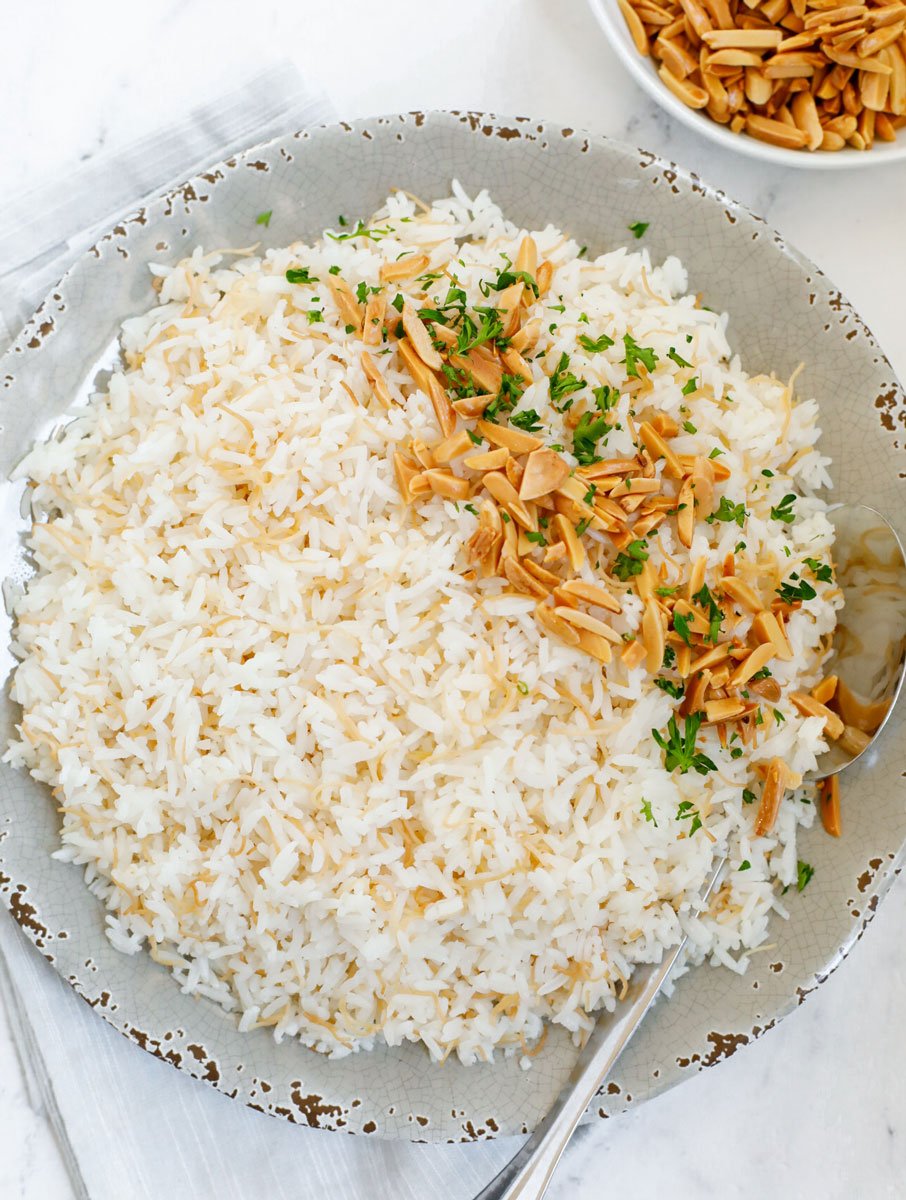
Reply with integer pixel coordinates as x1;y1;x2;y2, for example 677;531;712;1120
1;111;904;1142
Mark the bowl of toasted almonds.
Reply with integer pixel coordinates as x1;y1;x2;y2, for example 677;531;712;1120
589;0;906;164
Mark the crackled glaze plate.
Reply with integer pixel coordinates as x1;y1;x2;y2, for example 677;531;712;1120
1;112;904;1143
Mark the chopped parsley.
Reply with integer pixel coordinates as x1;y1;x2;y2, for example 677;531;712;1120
328;265;341;275
742;788;757;805
777;574;817;605
667;347;692;369
455;305;506;355
483;373;525;423
761;468;774;477
327;220;393;242
770;494;797;524
641;798;658;825
694;583;723;644
572;411;610;465
672;611;693;646
653;712;716;776
628;220;650;239
516;680;529;696
708;447;724;459
707;496;748;527
510;408;544;433
305;309;323;324
738;860;752;872
592;384;618;413
256;210;272;227
464;503;479;516
662;645;676;669
622;333;658;378
676;799;703;836
611;539;649;581
286;267;317;284
583;484;597;504
467;430;483;446
355;281;380;304
575;517;592;537
479;267;539;297
797;860;815;892
525;531;546;545
804;557;834;583
654;677;684;699
656;585;678;596
549;352;586;410
682;377;698;396
773;708;785;724
751;665;772;681
578;332;615;354
682;420;697;434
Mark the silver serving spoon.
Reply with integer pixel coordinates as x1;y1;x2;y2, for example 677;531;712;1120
476;502;906;1200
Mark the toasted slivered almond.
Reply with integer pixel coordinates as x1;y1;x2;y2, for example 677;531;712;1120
452;394;492;419
609;475;662;499
673;597;711;637
379;254;430;283
551;513;586;571
683;669;712;714
537;261;554;296
393;453;420;502
362;293;386;345
789;691;845;738
522;559;563;588
720;575;762;613
643;599;666;672
430;322;457;348
811;673;838;705
410;439;435;469
704;698;747;723
327;276;363;333
500;513;518;560
535;601;581;646
577;628;614;663
727;642;775;688
482;472;538;531
751;609;793;661
557;579;622;613
510;317;542;354
544;540;568;565
687;556;707;599
754;758;791;837
578;457;642;479
501;347;534;385
464;447;509;471
677;477;695;547
707;47;767;66
360;350;393;408
689;642;733;673
634;511;668;538
504;556;550;598
449;351;503;394
659;62;710;106
622;638;648;669
408;474;432;497
554;606;622;641
432;430;474;464
402;303;443;370
515;236;538;279
649;412;680;438
423;374;456;439
839;723;871;756
422;469;470;501
818;774;842;837
519;448;571;501
746;112;812;145
833;677;889;732
476;419;544;455
397;337;437;394
620;0;652;53
749;675;781;702
702;27;784;47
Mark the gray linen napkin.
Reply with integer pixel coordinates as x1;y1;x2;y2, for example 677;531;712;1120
0;60;517;1200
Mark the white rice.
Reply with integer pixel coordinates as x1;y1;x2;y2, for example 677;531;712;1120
4;186;841;1064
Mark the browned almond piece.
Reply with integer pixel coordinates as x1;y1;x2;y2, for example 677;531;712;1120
677;477;695;548
452;394;493;419
393;453;420;502
551;513;586;571
397;337;437;394
557;579;622;613
554;606;622;641
673;597;711;637
535;601;581;646
477;419;544;455
515;235;538;279
832;677;890;732
536;260;553;297
449;352;503;394
818;775;842;838
464;447;509;471
609;476;662;500
643;599;666;673
362;294;387;345
754;758;791;837
410;439;435;469
702;27;783;46
426;374;457;439
659;63;710;107
379;254;430;283
707;47;767;65
751;610;793;661
689;642;733;673
622;638;648;669
360;350;393;408
523;559;563;588
432;430;474;464
482;471;538;531
408;474;432;497
726;642;775;688
683;669;712;714
750;675;782;702
465;525;501;569
789;691;845;738
811;674;838;705
328;277;363;334
500;513;519;561
720;576;762;613
430;323;457;348
746;111;811;145
519;448;571;501
402;303;443;370
544;541;568;565
501;347;534;385
839;724;871;756
678;453;730;481
578;458;642;479
649;413;680;438
687;555;707;600
422;469;470;501
577;628;614;663
510;318;542;354
506;456;525;491
704;698;747;723
504;556;550;599
619;0;651;54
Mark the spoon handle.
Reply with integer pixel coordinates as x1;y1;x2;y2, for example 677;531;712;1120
475;860;725;1200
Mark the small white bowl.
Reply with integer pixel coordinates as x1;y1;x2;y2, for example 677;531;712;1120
588;0;906;169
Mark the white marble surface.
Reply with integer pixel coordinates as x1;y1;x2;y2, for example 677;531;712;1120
2;1;905;1196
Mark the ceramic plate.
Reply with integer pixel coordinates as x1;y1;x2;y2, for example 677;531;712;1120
1;112;904;1142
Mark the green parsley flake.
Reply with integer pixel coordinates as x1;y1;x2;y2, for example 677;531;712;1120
770;494;797;524
653;712;716;776
286;267;317;285
622;333;658;378
578;332;615;354
612;539;649;581
628;221;649;239
641;798;658;825
797;860;815;892
256;210;272;227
